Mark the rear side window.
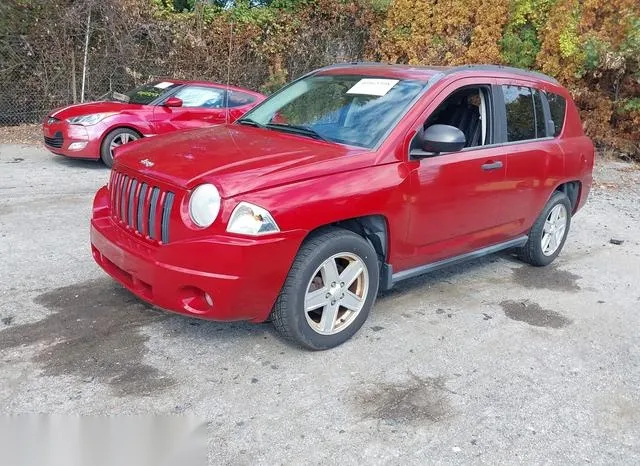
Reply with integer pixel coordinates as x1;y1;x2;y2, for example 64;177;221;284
173;86;225;108
546;92;566;137
227;91;257;108
502;85;536;142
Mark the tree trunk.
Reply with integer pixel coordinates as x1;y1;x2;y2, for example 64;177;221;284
71;48;77;104
81;8;91;103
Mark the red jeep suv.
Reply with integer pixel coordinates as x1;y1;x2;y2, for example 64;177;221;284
90;63;594;350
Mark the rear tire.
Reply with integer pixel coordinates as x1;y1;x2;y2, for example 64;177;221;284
271;227;380;350
100;128;140;167
518;191;572;266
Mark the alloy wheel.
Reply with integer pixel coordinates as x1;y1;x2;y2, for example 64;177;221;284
541;204;567;256
109;132;138;156
304;252;369;335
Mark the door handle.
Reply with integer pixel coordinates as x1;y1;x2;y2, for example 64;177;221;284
481;161;503;171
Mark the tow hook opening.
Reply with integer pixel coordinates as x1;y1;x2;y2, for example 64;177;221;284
180;286;214;314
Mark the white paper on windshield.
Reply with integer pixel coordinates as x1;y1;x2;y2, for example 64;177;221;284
346;78;399;96
154;81;174;89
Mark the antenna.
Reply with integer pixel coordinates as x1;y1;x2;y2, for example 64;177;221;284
225;19;233;125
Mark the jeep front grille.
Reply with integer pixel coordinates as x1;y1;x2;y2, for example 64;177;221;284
109;170;175;244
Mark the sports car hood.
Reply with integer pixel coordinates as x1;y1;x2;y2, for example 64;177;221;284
49;101;144;119
114;124;371;198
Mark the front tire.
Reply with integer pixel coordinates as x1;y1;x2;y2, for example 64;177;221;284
271;227;380;350
100;128;140;167
518;190;572;266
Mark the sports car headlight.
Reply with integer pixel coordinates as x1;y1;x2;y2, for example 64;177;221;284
66;113;116;126
227;202;279;236
188;184;221;228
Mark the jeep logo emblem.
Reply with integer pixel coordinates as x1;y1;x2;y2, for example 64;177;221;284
140;158;154;167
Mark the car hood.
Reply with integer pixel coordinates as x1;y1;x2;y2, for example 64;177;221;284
114;124;371;198
49;101;144;119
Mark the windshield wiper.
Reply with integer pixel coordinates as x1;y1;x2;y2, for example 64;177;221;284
236;117;266;128
237;119;329;142
265;123;329;142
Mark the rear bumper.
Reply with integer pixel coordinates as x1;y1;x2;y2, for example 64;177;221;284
90;187;305;322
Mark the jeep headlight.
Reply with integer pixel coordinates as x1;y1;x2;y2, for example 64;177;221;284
66;112;116;126
188;184;221;228
227;202;279;235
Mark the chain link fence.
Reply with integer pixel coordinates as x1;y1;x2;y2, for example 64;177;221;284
0;0;376;126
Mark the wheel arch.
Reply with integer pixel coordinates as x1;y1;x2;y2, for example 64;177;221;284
99;125;146;166
553;180;581;213
304;214;393;291
101;125;144;143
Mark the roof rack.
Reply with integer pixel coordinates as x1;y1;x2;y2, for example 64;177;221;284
433;64;559;84
316;61;393;70
317;62;559;85
321;61;443;70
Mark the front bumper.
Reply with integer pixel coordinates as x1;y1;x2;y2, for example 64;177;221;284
42;118;102;159
90;187;305;322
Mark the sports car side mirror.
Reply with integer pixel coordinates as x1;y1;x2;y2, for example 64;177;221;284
164;97;183;108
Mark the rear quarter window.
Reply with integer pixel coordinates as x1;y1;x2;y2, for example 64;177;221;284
502;85;536;142
227;91;257;108
545;92;566;137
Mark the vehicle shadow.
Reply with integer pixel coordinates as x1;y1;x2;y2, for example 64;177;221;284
50;155;107;170
146;250;524;348
376;250;520;302
30;252;523;353
166;248;523;346
161;314;286;345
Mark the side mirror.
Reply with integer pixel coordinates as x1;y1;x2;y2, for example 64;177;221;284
164;97;183;108
411;124;466;158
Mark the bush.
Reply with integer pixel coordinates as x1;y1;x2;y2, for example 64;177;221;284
379;0;640;158
1;0;639;158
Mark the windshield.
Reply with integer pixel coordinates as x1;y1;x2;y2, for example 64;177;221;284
239;74;427;148
111;81;181;105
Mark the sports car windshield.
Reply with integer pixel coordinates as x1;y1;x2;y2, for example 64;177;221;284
111;81;181;105
238;74;427;148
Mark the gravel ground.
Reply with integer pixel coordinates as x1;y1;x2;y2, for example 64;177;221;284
1;144;639;465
